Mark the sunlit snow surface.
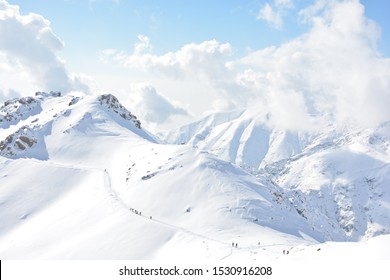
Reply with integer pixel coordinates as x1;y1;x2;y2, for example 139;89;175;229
0;92;389;259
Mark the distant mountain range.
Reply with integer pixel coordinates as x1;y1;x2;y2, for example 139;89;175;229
0;91;389;259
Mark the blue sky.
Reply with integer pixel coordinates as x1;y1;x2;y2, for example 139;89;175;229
8;0;390;60
1;0;390;131
7;0;305;73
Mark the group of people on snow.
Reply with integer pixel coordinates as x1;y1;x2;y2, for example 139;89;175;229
129;208;141;216
128;207;293;256
129;207;152;219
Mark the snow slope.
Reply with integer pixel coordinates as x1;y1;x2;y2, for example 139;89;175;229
161;109;390;242
0;92;389;259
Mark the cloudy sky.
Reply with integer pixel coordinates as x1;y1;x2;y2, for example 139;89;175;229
1;0;389;132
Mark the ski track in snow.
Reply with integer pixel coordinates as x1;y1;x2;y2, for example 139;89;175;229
28;158;244;259
29;158;289;260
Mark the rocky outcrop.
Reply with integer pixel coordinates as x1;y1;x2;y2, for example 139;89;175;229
0;126;38;157
0;97;41;128
98;94;141;129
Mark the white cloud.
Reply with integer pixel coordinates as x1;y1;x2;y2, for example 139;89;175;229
134;34;153;54
0;87;21;102
100;0;390;131
237;0;390;129
0;0;90;95
298;0;327;23
256;0;294;29
126;83;189;125
257;3;283;29
101;36;233;81
100;37;238;117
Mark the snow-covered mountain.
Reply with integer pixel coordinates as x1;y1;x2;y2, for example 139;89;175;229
161;108;390;242
0;92;389;259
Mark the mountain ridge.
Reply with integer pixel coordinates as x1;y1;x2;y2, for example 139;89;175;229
160;107;390;241
0;91;389;259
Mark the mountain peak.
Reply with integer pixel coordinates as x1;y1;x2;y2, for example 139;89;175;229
0;96;42;129
97;93;141;129
0;91;154;159
0;92;389;259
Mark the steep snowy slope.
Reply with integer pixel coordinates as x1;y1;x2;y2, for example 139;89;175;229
0;92;322;259
0;91;154;159
268;122;390;241
0;92;389;259
161;108;309;170
161;110;390;242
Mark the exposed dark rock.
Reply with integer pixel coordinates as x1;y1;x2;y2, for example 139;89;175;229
19;135;35;147
15;141;26;150
0;96;41;128
68;96;80;106
0;126;38;157
98;94;141;129
35;91;61;98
